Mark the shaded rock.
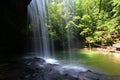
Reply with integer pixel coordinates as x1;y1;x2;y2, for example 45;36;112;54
1;56;120;80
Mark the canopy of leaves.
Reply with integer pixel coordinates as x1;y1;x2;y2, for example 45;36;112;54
46;0;120;48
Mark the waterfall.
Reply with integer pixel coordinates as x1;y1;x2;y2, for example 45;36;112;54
64;0;76;63
28;0;54;58
27;0;77;63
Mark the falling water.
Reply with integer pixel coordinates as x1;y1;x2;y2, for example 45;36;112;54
28;0;54;58
64;0;76;63
28;0;77;63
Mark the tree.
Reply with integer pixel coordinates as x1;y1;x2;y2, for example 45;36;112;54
48;0;120;49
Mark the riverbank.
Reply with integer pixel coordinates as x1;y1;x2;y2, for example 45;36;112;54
82;47;120;62
83;46;120;54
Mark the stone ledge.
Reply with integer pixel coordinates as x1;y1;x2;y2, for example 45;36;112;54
0;57;120;80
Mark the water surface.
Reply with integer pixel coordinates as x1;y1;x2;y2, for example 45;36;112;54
55;50;120;75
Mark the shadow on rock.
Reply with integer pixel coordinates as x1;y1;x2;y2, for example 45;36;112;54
1;56;120;80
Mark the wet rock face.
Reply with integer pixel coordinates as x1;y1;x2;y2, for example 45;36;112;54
4;57;119;80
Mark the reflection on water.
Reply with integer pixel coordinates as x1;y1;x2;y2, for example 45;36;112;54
55;50;120;75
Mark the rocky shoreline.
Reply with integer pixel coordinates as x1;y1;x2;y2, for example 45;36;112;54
0;57;120;80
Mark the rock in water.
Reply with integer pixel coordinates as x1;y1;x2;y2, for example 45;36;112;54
1;56;120;80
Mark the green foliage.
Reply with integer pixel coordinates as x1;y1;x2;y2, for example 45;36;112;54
47;0;120;48
112;0;120;17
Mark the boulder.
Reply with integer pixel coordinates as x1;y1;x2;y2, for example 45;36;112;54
1;57;120;80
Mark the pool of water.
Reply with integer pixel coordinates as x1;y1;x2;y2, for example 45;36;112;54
54;50;120;75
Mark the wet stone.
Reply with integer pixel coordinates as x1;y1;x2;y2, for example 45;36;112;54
1;57;120;80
